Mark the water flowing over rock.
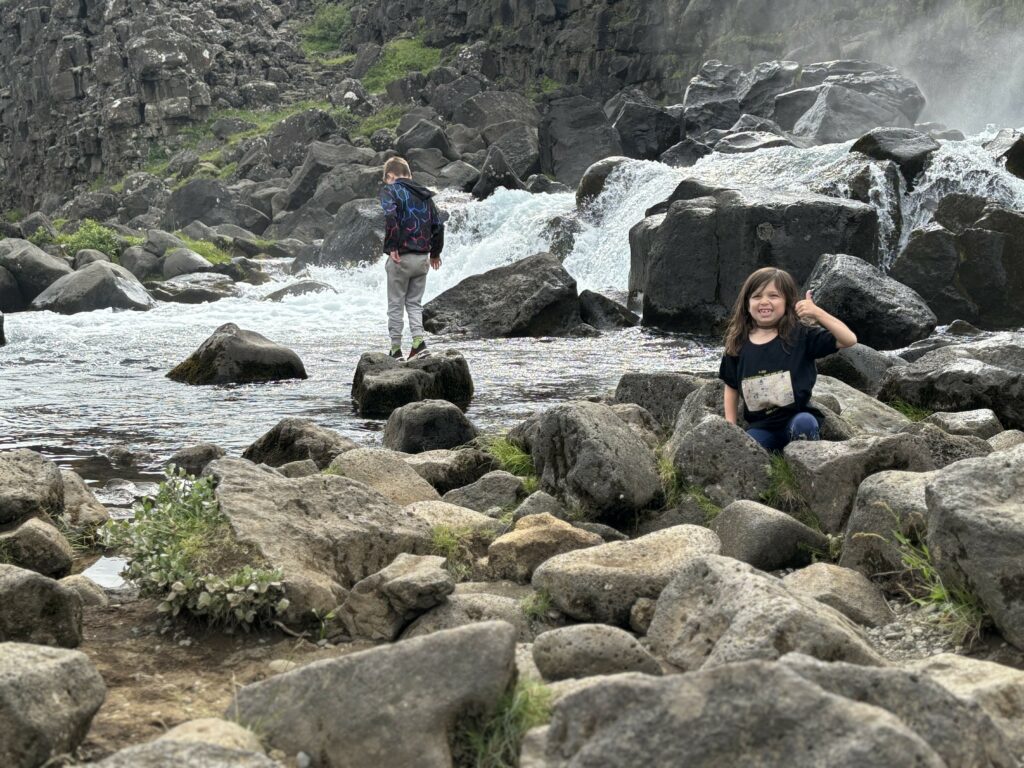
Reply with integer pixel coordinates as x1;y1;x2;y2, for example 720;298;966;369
0;644;106;768
167;323;307;386
229;622;517;768
850;128;940;185
205;458;433;622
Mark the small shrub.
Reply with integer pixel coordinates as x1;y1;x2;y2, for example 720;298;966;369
101;468;289;630
453;679;553;768
363;37;442;93
521;476;539;495
2;209;23;223
520;589;552;621
887;399;932;422
431;524;477;581
28;226;55;247
58;219;129;259
301;1;353;56
175;234;232;265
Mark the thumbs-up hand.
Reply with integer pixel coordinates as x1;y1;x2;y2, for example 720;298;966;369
795;290;819;321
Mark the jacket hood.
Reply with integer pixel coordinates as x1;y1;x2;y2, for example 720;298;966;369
394;178;435;199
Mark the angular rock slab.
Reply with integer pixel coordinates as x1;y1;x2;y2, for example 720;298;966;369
0;565;83;647
0;643;106;768
538;663;943;767
0;449;64;526
487;513;603;583
532;525;720;626
926;444;1024;649
328;448;440;506
241;417;357;470
167;323;307;385
229;622;517;768
647;555;881;671
206;459;432;622
351;349;474;418
782;563;893;627
533;401;661;522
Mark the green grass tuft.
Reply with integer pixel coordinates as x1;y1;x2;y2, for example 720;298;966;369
430;524;477;582
887;399;933;422
352;105;408;138
175;234;232;265
520;589;552;621
452;679;553;768
482;435;534;477
29;219;141;261
362;37;442;93
760;454;819;528
684;485;722;525
300;1;353;56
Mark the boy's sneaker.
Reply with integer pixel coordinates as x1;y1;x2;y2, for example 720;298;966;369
407;339;427;359
388;346;403;359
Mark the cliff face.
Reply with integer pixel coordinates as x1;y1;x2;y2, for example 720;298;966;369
0;0;312;211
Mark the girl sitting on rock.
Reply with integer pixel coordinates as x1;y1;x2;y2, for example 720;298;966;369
718;267;857;451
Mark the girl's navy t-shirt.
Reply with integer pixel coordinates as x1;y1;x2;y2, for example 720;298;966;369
718;325;838;430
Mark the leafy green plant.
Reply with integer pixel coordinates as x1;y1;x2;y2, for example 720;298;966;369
2;209;23;223
102;468;290;630
520;589;552;621
301;1;353;56
363;37;443;93
453;679;553;768
891;529;988;647
175;234;232;265
887;399;932;422
431;524;477;581
28;219;141;260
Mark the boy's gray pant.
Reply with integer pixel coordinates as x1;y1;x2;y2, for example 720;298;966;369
385;253;430;348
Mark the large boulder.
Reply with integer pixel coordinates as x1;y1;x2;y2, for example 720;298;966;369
59;469;110;531
0;449;64;525
629;182;877;333
614;372;707;430
161;179;239;230
401;589;538;642
0;644;106;768
162;247;213;279
0;565;83;647
577;290;637;330
711;499;829;570
402;449;497;494
877;333;1024;430
535;662;941;767
784;433;934;533
612;101;679;160
0;239;73;306
791;83;916;145
471;144;527;199
816;343;902;397
804;253;936;350
850;128;940;185
148;272;239;304
0;518;74;578
531;525;720;626
229;622;516;768
327;448;440;506
669;415;772;508
540;95;624;187
815;375;911;435
532;401;661;522
782;563;893;628
167;323;307;385
441;470;526;513
453;91;539;131
922;409;1003;440
485;120;541;179
205;459;432;621
351;350;474;418
647;555;881;670
423;252;581;338
383;400;478;453
30;261;155;314
318;199;386;267
926;445;1024;649
242;418;357;469
278;141;376;212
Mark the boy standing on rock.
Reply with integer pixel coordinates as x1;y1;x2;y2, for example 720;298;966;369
380;156;444;359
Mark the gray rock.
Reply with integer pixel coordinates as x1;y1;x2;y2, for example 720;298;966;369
0;643;105;768
143;229;187;257
840;470;932;583
120;246;160;280
442;470;525;513
532;624;661;681
403;501;504;549
229;622;516;768
162;247;213;279
263;280;336;302
316;198;385;266
0;449;64;526
533;401;661;522
659;138;713;168
161;179;240;231
401;591;537;642
850;127;940;184
487;514;603;583
815;375;911;435
609;403;661;449
926;444;1024;649
351;350;474;418
613;372;707;430
167;443;226;476
792;83;916;145
898;421;993;468
424;252;580;338
0;565;83;647
30;260;154;314
532;525;720;626
715;130;794;153
540;95;624;187
73;248;109;269
784;433;934;533
58;469;109;531
167;323;307;385
95;741;281;767
779;653;1017;768
613;101;679;160
671;415;772;508
817;344;902;396
711;499;829;570
275;459;319;478
59;574;109;607
990;429;1024;452
578;290;637;330
538;662;941;767
485;120;541;179
437;160;481;192
242;418;356;470
922;409;1003;439
0;239;73;303
402;449;496;494
328;448;440;507
805;252;936;350
383;399;478;454
205;458;432;622
454;91;540;131
338;553;454;641
782;563;893;627
0;517;74;578
513;490;569;522
647;554;882;670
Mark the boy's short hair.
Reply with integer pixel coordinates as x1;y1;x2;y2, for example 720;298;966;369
383;156;412;180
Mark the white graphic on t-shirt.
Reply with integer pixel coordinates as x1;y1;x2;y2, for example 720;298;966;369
742;370;795;412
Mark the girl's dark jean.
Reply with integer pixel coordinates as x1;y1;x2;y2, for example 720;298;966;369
747;411;820;452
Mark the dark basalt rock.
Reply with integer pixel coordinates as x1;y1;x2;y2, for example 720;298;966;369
167;323;307;386
578;290;638;330
540;95;623;188
471;145;527;200
351;350;474;418
850;127;940;185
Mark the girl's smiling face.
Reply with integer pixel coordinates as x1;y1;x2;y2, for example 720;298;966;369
749;280;786;327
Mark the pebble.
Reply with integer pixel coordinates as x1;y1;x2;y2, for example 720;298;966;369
297;751;312;768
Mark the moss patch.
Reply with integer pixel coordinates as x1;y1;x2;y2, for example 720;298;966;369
363;37;442;93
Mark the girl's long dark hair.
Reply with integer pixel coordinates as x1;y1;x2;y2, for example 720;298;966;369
723;267;801;355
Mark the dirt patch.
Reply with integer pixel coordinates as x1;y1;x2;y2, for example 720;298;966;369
75;597;374;762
